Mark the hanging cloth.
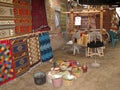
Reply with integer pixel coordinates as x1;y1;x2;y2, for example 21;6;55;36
32;0;50;32
38;32;53;62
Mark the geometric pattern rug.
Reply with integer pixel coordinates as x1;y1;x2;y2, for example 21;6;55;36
27;35;41;67
10;37;30;77
13;0;32;35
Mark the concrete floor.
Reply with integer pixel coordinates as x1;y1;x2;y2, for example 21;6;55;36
1;42;120;90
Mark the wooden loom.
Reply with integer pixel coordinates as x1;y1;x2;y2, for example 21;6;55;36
62;7;104;37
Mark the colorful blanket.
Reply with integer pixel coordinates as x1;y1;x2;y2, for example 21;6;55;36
0;40;15;86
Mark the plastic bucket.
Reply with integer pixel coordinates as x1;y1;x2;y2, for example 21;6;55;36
33;72;46;85
52;74;62;88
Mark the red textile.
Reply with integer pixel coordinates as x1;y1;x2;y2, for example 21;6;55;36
32;0;50;32
13;0;32;35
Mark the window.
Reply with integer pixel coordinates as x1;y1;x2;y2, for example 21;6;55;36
54;10;60;27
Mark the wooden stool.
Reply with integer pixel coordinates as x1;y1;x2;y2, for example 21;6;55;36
86;47;104;57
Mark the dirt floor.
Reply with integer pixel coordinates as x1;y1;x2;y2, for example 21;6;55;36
1;42;120;90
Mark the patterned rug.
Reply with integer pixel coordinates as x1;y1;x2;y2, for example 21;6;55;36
10;36;30;77
0;3;15;38
13;0;32;35
11;37;28;60
27;35;41;67
38;32;53;62
32;0;50;32
0;39;15;86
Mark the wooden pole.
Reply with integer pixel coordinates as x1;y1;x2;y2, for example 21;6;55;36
100;6;103;32
69;9;74;38
88;15;91;30
70;11;74;30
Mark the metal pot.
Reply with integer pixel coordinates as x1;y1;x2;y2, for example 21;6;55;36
34;72;46;85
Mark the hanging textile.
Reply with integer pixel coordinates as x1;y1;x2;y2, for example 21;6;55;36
32;0;50;32
111;12;118;31
81;16;89;29
0;40;15;86
90;17;96;29
38;32;53;62
13;0;32;35
0;5;14;17
60;1;67;32
0;28;15;39
27;35;41;67
0;0;13;4
0;2;15;38
10;37;30;77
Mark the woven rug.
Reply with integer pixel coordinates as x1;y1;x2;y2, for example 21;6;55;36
27;35;41;67
32;0;50;32
38;32;53;62
10;36;30;77
0;3;15;38
0;0;13;4
0;5;14;17
0;28;15;39
0;39;15;86
13;0;32;35
11;37;28;60
14;56;30;77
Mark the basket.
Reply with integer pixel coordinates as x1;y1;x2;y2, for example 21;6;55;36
63;79;73;86
63;74;75;86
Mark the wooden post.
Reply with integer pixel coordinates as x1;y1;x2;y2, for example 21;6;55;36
69;9;74;38
70;11;74;31
88;15;91;30
100;6;103;32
